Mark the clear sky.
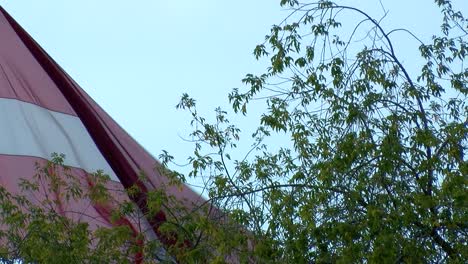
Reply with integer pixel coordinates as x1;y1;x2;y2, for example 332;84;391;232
0;0;465;191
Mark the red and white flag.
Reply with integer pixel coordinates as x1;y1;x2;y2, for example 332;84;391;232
0;6;204;260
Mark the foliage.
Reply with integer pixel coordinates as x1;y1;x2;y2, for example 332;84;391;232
168;0;468;262
0;155;245;263
0;154;166;263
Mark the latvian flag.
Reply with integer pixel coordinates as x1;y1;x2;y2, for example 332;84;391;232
0;6;204;262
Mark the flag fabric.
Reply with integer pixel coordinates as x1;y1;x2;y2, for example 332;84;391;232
0;6;205;260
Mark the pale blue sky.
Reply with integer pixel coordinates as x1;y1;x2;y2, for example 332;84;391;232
0;1;465;190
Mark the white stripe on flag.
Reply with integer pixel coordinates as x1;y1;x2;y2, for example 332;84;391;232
0;98;119;181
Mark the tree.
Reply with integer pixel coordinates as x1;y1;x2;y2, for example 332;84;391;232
170;0;467;262
0;154;185;264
